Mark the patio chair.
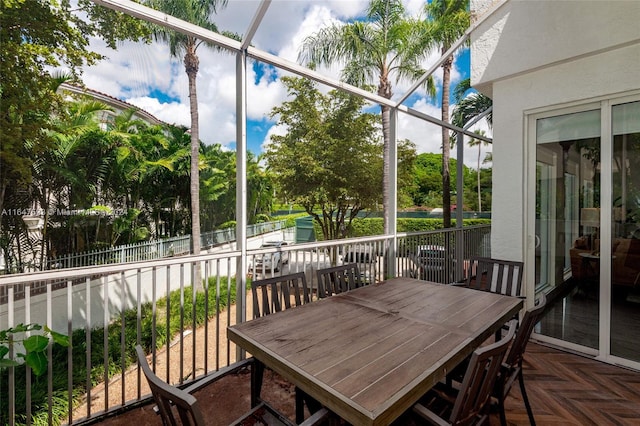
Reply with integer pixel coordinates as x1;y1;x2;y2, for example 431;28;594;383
457;256;524;297
251;273;314;421
316;263;363;298
251;272;311;319
411;320;517;426
495;293;547;426
135;345;329;426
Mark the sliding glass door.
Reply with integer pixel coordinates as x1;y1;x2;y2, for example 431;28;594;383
610;100;640;362
533;97;640;367
535;109;601;350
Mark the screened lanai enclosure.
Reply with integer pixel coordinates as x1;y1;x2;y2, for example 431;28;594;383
1;0;502;424
4;0;638;425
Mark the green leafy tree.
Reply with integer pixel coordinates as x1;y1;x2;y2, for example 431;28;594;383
0;0;148;230
146;0;230;261
200;143;234;231
247;153;274;224
397;139;419;209
299;0;435;236
412;153;473;209
33;94;114;267
451;78;493;128
413;153;446;206
265;77;381;241
1;0;148;271
141;125;191;238
423;0;470;227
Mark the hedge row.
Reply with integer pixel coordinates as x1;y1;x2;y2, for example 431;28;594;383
314;217;491;240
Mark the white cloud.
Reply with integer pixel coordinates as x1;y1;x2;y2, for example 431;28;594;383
75;0;475;157
399;98;444;154
126;96;188;126
260;122;287;152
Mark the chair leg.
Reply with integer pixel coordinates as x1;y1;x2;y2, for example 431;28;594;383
498;396;507;426
251;361;265;408
518;369;536;426
295;387;305;424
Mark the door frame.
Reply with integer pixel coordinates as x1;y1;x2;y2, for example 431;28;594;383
525;92;640;370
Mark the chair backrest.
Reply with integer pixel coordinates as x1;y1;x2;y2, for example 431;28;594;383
135;345;205;426
251;272;310;319
316;263;363;298
465;257;524;297
449;320;517;425
504;293;547;374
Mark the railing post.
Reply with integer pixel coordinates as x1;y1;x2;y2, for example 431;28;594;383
455;131;465;282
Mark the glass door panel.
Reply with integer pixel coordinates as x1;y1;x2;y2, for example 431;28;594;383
536;110;600;349
611;100;640;362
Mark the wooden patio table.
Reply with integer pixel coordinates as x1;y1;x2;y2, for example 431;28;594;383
227;277;523;426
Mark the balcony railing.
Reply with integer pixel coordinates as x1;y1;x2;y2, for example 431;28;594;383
37;220;290;272
0;225;489;426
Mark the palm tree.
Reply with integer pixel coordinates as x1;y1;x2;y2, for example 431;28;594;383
451;78;493;127
451;77;493;212
36;96;114;268
467;130;489;211
146;0;229;262
299;0;435;236
424;0;470;228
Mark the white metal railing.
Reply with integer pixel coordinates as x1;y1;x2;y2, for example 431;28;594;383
43;220;289;271
0;225;490;425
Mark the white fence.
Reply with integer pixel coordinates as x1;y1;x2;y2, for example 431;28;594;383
45;220;290;270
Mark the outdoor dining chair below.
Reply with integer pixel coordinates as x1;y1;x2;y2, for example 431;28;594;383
135;345;329;426
457;256;524;297
316;263;363;298
495;293;547;426
412;320;517;426
251;271;311;319
251;272;321;422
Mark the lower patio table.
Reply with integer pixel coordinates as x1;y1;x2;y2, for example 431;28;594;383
227;277;523;426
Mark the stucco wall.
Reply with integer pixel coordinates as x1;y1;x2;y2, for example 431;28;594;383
489;43;640;262
470;0;640;263
471;0;640;97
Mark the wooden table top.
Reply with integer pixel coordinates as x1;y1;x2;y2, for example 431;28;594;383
227;277;523;426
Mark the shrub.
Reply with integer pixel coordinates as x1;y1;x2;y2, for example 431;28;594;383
0;276;249;426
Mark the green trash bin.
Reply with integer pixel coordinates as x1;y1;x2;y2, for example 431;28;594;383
295;216;316;244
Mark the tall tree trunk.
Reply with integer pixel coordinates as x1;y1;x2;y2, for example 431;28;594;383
441;54;453;228
185;43;202;289
0;179;6;235
381;104;391;235
378;72;392;236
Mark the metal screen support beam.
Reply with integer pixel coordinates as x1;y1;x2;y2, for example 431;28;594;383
455;132;465;281
242;0;271;50
235;50;248;360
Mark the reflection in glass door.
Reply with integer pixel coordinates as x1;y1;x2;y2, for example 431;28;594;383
536;161;554;290
535;109;601;350
611;100;640;362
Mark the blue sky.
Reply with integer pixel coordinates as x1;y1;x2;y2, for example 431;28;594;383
79;0;488;167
